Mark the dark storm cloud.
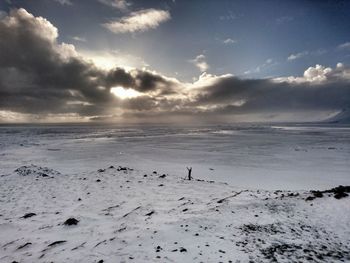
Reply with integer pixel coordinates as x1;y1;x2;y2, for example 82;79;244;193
0;8;111;114
1;8;350;122
0;8;176;118
105;68;135;88
105;68;177;94
191;73;350;114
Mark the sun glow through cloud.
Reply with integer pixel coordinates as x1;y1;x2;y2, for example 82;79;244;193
110;86;141;99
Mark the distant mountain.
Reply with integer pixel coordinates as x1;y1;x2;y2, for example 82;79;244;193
325;108;350;124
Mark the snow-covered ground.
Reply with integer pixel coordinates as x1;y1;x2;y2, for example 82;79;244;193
0;123;349;189
0;164;349;262
0;124;349;262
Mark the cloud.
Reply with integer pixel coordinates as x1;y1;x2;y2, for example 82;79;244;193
222;38;237;45
276;16;293;25
274;64;333;83
189;66;350;117
1;8;350;123
0;10;6;19
53;0;72;5
103;8;170;34
338;42;350;50
0;8;177;119
98;0;131;12
190;54;209;72
275;63;350;84
80;49;148;70
287;51;308;61
244;58;276;75
71;36;86;42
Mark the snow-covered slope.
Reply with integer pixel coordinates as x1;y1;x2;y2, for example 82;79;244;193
325;108;350;124
0;165;349;262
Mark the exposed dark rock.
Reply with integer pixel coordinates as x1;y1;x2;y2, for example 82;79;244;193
311;191;323;198
22;213;36;219
17;242;32;250
98;169;105;173
309;185;350;200
71;242;86;251
305;196;315;201
325;185;350;197
64;218;79;226
334;192;348;199
48;240;66;247
145;211;155;216
117;166;130;171
122;206;141;218
179;247;187;252
96;179;101;182
155;245;162;252
159;174;166;178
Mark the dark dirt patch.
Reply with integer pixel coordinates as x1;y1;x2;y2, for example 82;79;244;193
240;223;284;235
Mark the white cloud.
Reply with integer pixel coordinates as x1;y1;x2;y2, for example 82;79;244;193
53;0;72;5
287;51;308;61
223;38;237;45
303;64;332;82
57;42;78;61
98;0;131;11
244;58;276;75
274;64;338;83
190;54;209;72
71;36;86;42
338;42;350;50
103;8;170;34
5;8;59;43
80;49;149;70
190;72;233;89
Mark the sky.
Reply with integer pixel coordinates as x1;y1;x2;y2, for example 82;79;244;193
0;0;350;123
